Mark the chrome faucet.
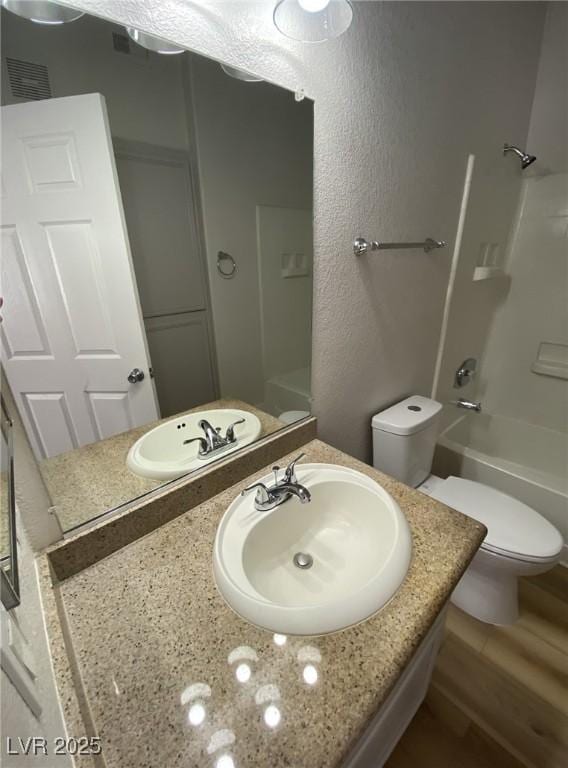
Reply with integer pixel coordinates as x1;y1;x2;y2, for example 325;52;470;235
242;453;312;512
183;417;245;459
453;398;482;413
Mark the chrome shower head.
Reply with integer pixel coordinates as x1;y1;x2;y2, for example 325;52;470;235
503;143;537;169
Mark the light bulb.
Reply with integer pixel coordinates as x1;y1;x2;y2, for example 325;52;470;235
1;0;84;24
274;0;353;43
126;27;185;55
298;0;330;12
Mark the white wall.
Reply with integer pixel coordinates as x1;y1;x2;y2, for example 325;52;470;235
527;2;568;175
190;55;313;405
1;11;190;150
477;2;568;434
433;150;524;424
47;0;545;462
479;174;567;433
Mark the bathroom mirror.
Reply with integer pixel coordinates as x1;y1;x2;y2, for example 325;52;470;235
0;395;20;609
0;8;313;534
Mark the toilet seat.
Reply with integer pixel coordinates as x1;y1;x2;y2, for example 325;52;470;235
278;410;310;425
428;476;563;563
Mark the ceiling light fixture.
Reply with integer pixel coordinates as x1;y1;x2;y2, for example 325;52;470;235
1;0;84;24
126;27;185;55
273;0;353;43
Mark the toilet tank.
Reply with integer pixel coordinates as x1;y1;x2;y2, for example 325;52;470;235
372;396;443;487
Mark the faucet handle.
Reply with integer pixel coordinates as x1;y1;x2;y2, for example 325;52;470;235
454;358;477;389
241;482;271;505
183;436;207;455
284;453;306;484
225;418;245;443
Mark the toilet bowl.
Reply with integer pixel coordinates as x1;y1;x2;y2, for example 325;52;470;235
278;410;310;425
420;475;562;624
372;396;564;625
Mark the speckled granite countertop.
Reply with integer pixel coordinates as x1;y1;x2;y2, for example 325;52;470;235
40;399;284;533
53;439;485;768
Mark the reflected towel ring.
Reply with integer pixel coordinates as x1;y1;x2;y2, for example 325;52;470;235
217;251;237;279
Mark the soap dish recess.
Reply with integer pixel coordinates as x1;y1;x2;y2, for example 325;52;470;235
531;342;568;380
473;266;506;282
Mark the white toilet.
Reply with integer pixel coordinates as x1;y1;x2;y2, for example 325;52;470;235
372;395;563;625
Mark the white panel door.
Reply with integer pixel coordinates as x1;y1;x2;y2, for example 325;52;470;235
0;94;159;460
144;311;216;418
114;141;209;317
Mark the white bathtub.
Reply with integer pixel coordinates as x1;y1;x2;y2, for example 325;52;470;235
434;413;567;561
263;366;312;417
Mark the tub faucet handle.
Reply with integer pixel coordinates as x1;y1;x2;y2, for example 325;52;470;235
455;358;477;389
452;398;482;413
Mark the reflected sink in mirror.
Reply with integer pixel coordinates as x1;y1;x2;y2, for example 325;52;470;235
127;409;262;480
214;464;412;635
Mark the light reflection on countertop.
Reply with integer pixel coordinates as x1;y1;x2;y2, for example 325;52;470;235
177;637;323;767
54;438;485;768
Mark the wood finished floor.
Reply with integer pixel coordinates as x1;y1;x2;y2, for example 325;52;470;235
385;698;527;768
386;566;568;768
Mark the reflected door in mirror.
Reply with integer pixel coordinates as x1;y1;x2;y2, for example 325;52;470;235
1;94;159;460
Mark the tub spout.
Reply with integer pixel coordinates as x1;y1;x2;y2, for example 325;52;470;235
452;399;482;413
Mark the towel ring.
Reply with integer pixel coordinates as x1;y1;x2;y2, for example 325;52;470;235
217;251;237;279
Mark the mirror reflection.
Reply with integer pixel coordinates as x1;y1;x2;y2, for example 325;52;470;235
0;9;313;533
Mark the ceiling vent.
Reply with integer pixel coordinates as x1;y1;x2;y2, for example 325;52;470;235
6;58;51;100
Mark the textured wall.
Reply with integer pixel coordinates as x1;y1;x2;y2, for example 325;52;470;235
60;0;545;461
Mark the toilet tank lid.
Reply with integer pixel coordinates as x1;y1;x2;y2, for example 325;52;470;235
372;396;442;436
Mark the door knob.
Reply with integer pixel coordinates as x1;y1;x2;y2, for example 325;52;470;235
127;368;145;384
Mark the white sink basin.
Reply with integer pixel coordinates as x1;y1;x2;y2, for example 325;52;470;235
127;408;262;481
213;463;412;635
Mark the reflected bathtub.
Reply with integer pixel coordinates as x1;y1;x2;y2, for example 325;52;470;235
434;413;567;559
264;366;312;417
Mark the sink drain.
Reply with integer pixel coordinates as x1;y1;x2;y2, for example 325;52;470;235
293;552;313;570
